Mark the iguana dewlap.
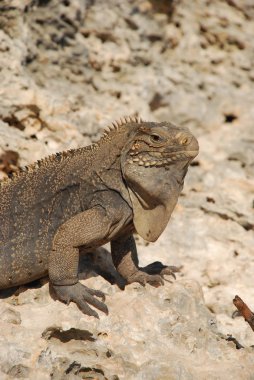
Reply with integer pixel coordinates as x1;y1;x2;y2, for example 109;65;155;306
0;117;199;318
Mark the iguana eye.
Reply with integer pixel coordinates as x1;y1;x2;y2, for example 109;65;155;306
150;134;164;143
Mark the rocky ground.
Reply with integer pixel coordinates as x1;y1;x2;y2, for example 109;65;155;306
0;0;254;379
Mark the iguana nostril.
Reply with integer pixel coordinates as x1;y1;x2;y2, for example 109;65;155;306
180;135;191;145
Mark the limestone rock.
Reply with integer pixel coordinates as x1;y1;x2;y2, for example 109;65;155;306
0;0;254;378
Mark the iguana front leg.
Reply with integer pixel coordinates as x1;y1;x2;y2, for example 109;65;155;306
111;235;165;287
49;206;110;318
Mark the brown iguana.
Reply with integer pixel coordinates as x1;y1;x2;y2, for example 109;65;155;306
0;117;199;318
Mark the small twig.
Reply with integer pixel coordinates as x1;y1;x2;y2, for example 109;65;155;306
233;295;254;332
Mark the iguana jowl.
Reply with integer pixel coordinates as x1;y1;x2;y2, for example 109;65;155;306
0;117;199;318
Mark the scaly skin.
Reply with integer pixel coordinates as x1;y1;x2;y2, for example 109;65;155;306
0;117;199;318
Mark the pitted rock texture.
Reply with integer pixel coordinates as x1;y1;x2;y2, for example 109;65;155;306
0;0;254;379
0;277;253;380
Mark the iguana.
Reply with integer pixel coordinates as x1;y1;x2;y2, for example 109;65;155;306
0;117;199;318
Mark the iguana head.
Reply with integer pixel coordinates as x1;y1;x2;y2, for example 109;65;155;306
121;121;199;242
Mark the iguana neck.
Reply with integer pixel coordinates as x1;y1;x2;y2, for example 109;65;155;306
123;163;188;242
129;164;187;208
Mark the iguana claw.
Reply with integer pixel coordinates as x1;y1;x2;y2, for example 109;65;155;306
127;271;164;288
52;283;108;318
124;261;181;288
141;261;181;280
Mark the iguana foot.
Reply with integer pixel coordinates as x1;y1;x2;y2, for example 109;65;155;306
126;262;181;288
52;282;108;319
127;271;164;288
141;261;181;280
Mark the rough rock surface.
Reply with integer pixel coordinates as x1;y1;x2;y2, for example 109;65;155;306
0;0;254;379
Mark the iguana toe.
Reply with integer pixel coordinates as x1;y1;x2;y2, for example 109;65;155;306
84;285;106;301
141;261;181;280
76;299;100;319
52;283;108;318
159;266;179;279
127;271;164;288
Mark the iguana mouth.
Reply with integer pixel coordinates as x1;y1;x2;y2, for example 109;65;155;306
127;150;198;167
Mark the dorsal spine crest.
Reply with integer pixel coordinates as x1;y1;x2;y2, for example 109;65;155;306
0;116;143;189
